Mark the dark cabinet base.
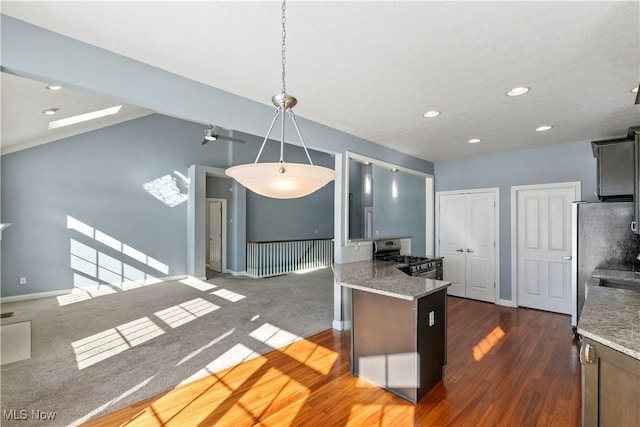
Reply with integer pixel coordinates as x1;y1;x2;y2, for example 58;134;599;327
342;287;447;403
581;337;640;426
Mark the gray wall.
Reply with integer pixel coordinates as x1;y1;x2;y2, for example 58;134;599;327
206;176;231;200
348;160;364;239
373;166;427;255
1;113;338;296
1;114;226;296
243;133;334;242
435;140;598;300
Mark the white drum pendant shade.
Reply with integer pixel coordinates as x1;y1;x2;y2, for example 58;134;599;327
226;162;337;199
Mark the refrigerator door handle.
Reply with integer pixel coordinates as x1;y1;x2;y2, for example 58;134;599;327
632;221;637;233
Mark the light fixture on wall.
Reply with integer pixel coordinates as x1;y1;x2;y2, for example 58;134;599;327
391;168;398;199
225;0;337;199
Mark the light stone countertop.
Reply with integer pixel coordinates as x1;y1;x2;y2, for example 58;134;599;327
333;260;450;301
577;286;640;361
348;235;412;243
592;268;640;288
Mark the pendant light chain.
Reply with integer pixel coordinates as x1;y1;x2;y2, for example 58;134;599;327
281;0;287;95
224;0;337;199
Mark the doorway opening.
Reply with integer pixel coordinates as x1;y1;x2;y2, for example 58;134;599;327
206;198;227;273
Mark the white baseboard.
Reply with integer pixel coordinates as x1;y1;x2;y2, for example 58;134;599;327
1;289;71;304
332;320;343;331
154;275;188;283
496;298;516;308
1;275;190;303
227;270;248;277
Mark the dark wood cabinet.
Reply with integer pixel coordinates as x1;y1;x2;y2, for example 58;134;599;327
592;138;635;200
581;337;640;427
342;287;447;403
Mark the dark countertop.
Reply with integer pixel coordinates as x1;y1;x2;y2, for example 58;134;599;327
333;260;450;301
577;286;640;361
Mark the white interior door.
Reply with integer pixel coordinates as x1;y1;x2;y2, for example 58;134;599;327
465;193;496;302
208;201;222;272
439;194;466;297
516;186;574;314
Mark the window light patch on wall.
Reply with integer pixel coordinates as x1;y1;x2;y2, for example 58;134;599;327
143;171;190;207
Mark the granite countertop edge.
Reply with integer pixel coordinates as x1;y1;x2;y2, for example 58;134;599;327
577;286;640;361
577;328;640;361
592;268;640;286
348;235;413;243
333;260;451;301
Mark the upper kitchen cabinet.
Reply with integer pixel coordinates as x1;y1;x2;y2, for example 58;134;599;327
592;127;640;234
591;137;634;201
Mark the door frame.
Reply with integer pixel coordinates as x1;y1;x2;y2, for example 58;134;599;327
435;187;500;304
206;197;227;273
510;181;581;309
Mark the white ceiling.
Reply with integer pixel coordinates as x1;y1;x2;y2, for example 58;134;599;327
2;1;639;162
1;72;153;154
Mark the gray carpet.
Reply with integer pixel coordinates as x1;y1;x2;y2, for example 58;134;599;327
0;268;334;426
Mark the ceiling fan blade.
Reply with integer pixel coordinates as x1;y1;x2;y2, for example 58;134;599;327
201;138;209;145
215;135;245;143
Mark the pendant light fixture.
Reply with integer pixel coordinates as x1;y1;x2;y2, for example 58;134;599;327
225;0;337;199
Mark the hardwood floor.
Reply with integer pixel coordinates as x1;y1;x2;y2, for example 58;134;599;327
85;297;581;426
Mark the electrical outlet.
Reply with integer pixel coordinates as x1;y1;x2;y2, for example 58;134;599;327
19;277;27;285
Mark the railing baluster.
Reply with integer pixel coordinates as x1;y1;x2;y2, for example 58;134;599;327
245;238;335;278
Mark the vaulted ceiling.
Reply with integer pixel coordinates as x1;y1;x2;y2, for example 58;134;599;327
2;1;638;162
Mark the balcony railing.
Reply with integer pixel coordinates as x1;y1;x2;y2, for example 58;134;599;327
246;238;333;278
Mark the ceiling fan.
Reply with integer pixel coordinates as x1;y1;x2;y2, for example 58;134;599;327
201;125;245;145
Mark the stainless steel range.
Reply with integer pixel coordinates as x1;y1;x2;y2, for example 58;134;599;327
373;239;443;279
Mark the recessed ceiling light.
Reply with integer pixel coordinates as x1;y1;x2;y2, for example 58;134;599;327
468;138;481;144
390;168;399;172
507;87;530;97
423;110;440;118
46;84;62;91
632;87;639;93
48;105;122;130
536;125;553;132
42;108;58;115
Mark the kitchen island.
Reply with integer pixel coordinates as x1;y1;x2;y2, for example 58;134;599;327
577;286;640;426
334;260;451;403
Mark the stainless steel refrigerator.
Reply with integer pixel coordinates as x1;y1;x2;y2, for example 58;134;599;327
571;201;640;328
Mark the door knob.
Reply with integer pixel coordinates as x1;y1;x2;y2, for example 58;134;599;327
467;249;474;253
562;255;572;260
455;248;464;252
